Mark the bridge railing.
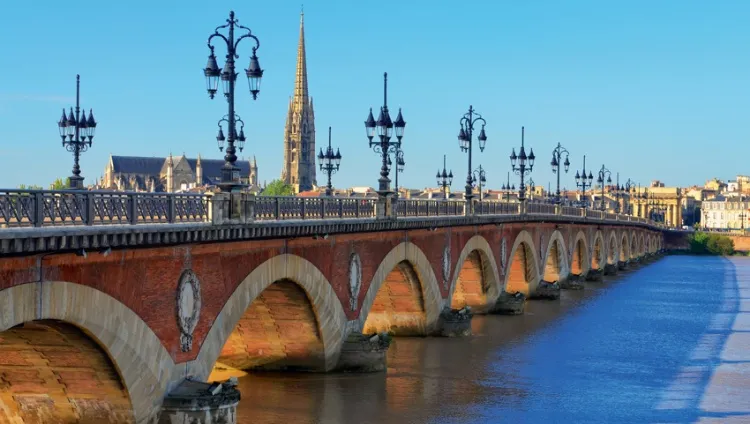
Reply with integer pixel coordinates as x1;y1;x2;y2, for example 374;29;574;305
475;201;519;215
0;189;670;229
396;199;465;217
0;189;209;227
254;196;377;220
527;203;557;215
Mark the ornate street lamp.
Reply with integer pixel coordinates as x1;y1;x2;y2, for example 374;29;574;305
574;155;594;208
596;164;613;212
203;10;263;192
57;75;97;190
458;106;487;203
527;177;535;200
389;148;405;197
317;126;342;196
550;142;570;204
365;72;406;197
510;126;534;202
501;172;515;203
621;178;636;214
436;154;453;199
472;165;487;202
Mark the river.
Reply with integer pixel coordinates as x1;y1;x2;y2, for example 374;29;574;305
233;256;750;424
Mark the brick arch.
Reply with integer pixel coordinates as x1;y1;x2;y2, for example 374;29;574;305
504;230;541;295
358;242;442;336
607;231;618;265
630;232;638;259
570;231;590;276
620;232;630;261
541;230;569;282
448;235;502;313
0;282;173;423
591;231;606;271
193;254;348;378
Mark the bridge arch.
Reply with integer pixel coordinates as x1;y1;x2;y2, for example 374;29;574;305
639;234;645;256
570;231;590;277
620;232;631;261
504;230;541;295
195;254;348;379
630;232;638;260
359;242;442;336
591;231;606;271
448;235;502;313
607;231;618;265
541;230;569;283
0;282;172;423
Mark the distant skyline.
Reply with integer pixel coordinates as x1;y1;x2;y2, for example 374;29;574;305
1;0;748;190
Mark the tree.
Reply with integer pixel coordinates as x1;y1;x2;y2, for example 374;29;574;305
49;178;70;190
18;184;43;190
262;179;295;196
688;231;735;255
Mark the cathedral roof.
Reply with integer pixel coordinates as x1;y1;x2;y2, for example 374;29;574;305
111;156;165;175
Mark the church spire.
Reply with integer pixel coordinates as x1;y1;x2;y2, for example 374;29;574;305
294;10;308;101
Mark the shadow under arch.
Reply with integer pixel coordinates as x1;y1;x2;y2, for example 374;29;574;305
620;232;631;261
630;232;638;259
504;230;541;295
570;230;590;277
193;254;348;379
591;231;606;271
0;281;174;423
639;233;646;256
358;242;442;336
541;230;569;283
607;231;619;265
448;235;502;313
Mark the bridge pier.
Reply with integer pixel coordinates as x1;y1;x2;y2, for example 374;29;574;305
435;306;473;337
617;260;628;271
585;269;603;282
491;291;526;315
158;379;240;424
603;263;618;275
336;332;392;373
559;274;585;290
529;281;561;300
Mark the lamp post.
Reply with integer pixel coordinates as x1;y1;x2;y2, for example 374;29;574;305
574;155;594;208
317;127;342;196
365;73;406;197
457;106;488;203
596;164;613;212
612;172;622;213
387;148;406;196
550;142;570;204
501;172;515;203
57;75;97;190
436;154;453;199
203;11;263;192
510;126;535;202
527;177;535;201
621;178;636;214
472;165;486;202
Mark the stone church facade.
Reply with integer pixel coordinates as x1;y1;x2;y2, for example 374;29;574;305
100;154;258;192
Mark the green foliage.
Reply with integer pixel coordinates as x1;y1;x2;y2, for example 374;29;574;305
49;178;70;190
689;231;735;256
262;179;295;196
18;184;43;190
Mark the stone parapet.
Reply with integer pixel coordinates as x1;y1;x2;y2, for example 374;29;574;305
492;291;526;315
435;307;473;337
530;281;561;300
335;332;391;373
159;379;240;424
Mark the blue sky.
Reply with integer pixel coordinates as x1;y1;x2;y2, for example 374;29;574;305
1;0;748;191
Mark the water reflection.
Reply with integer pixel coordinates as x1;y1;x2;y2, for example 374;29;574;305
235;258;734;424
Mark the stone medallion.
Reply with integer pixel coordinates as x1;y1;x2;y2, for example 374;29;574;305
348;252;362;311
442;244;451;290
176;269;202;352
500;237;507;274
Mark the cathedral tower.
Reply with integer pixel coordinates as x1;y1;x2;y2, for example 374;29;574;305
281;11;316;193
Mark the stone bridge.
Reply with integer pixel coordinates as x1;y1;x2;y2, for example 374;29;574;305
0;190;669;422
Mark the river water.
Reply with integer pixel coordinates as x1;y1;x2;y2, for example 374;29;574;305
234;256;750;424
